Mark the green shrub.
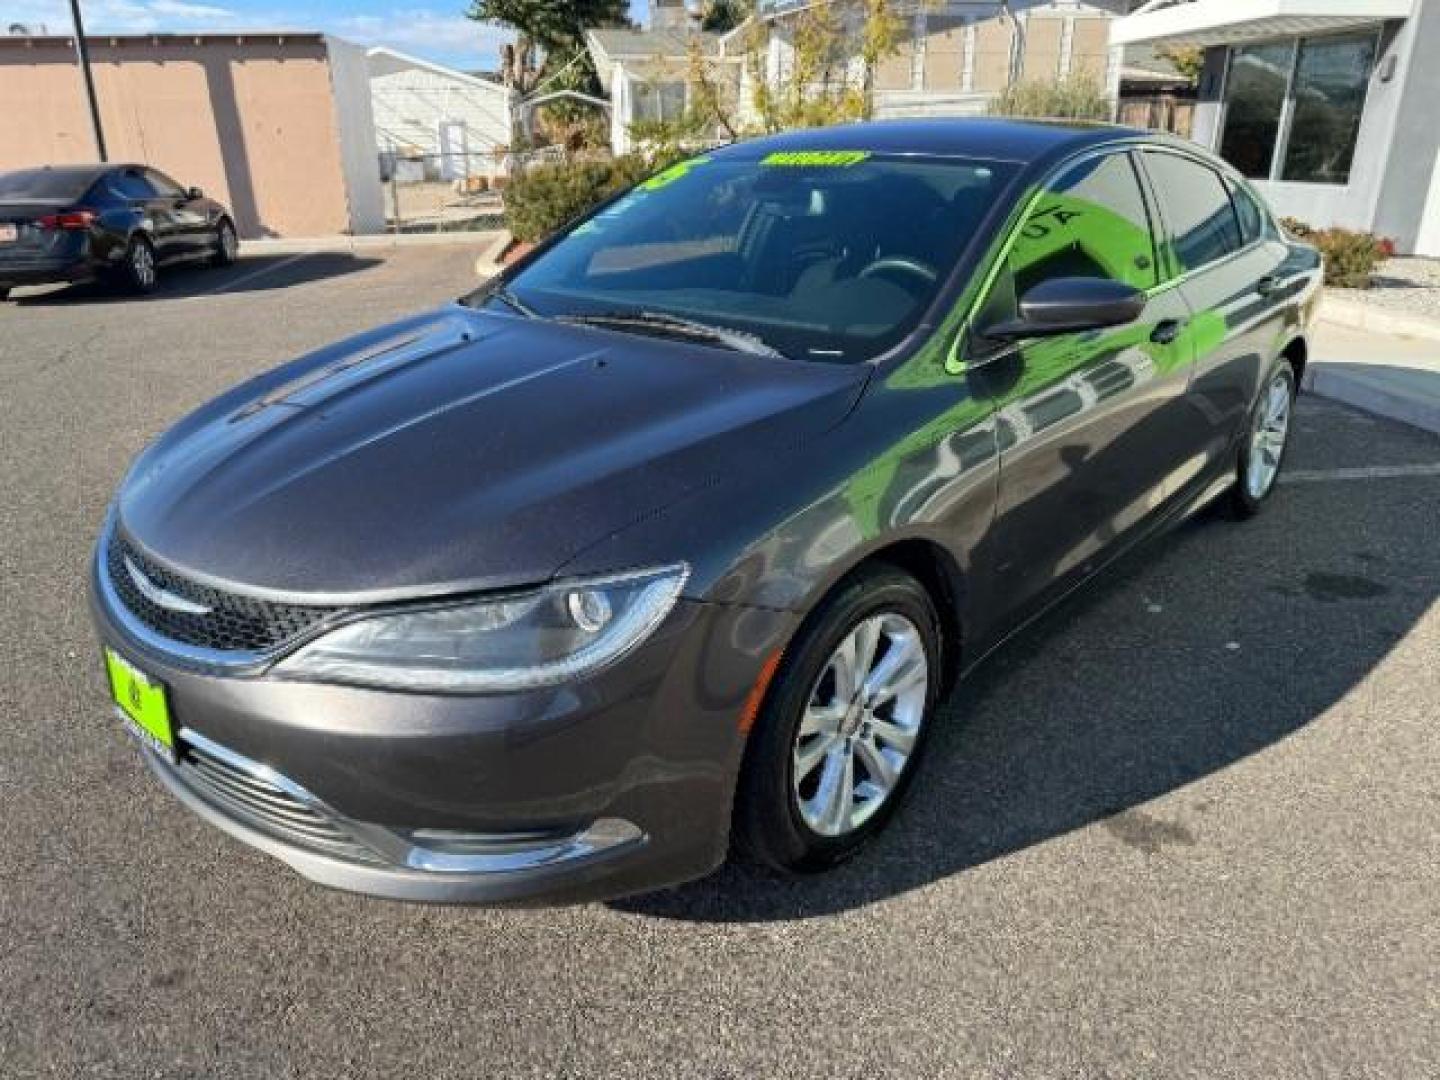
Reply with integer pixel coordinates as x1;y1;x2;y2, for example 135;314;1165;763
1279;216;1313;240
503;153;674;244
1311;227;1390;288
987;75;1111;121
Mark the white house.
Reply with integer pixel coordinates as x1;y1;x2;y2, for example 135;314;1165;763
587;1;1128;155
367;46;513;179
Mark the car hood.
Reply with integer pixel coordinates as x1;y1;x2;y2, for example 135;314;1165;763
115;306;869;600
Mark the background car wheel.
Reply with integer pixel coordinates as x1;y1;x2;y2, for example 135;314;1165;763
734;564;943;873
0;286;9;302
1228;359;1296;518
211;219;238;267
119;236;157;294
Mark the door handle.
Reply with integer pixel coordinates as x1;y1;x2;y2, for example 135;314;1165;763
1150;318;1184;345
1256;275;1279;297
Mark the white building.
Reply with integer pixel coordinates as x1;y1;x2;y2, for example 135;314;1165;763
367;46;513;179
1111;0;1440;255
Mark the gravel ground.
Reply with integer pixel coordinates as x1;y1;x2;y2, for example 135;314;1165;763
1331;255;1440;318
2;251;1439;1078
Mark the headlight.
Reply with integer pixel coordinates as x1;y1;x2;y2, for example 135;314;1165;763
274;564;688;692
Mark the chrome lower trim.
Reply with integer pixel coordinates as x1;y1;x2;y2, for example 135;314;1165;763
148;726;645;882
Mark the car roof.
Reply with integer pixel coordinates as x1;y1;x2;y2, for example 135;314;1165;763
717;118;1151;165
0;163;112;183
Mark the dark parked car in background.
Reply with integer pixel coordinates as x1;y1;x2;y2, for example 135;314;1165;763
90;120;1322;905
0;163;237;300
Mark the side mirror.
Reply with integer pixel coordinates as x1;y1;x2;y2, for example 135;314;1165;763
186;186;204;200
981;277;1146;342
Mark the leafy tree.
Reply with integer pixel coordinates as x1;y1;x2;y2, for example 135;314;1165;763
700;0;747;33
1156;44;1204;84
469;0;630;97
987;74;1111;121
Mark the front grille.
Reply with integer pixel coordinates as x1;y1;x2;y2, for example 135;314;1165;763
172;735;384;865
106;531;335;654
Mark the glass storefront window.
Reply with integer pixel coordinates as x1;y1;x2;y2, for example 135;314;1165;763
1218;42;1295;180
1217;30;1378;186
1281;34;1379;183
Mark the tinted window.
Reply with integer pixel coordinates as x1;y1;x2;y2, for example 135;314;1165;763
1281;33;1376;183
146;169;185;197
1143;152;1242;274
1228;180;1266;245
1009;151;1158;298
0;167;97;201
491;154;1018;363
111;170;159;200
1218;41;1295;180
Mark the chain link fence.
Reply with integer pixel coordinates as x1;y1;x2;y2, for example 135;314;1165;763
378;146;572;233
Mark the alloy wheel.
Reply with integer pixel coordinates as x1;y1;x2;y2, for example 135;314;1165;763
791;612;929;837
1245;371;1292;499
132;242;155;288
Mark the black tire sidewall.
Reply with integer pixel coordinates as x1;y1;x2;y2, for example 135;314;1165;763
735;566;943;872
1231;359;1296;517
213;220;237;266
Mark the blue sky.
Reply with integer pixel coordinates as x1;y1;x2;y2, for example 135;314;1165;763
5;0;649;70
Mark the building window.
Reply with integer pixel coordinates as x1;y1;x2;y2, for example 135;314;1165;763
1217;31;1378;185
633;81;686;123
1218;41;1294;180
1281;34;1379;183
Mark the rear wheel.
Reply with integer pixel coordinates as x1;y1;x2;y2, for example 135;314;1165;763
211;218;238;267
1228;359;1296;518
118;235;157;294
0;286;10;302
734;565;942;872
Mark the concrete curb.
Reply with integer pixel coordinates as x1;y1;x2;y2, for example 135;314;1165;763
239;231;507;256
472;232;512;279
1321;293;1440;342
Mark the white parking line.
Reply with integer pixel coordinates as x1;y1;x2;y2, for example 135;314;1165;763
1283;463;1440;483
197;253;311;297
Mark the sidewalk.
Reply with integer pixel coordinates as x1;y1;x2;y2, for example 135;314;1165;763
240;230;508;259
1308;320;1440;435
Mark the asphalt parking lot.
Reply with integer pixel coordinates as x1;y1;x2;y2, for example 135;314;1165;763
2;247;1438;1078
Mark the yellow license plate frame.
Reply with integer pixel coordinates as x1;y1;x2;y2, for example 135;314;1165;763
105;647;175;761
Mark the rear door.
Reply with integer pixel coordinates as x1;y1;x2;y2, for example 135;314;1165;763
966;148;1197;633
1136;150;1291;474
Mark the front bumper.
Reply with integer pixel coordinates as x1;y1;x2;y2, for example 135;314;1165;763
91;554;796;905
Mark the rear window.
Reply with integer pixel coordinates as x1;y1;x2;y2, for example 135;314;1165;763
0;168;96;201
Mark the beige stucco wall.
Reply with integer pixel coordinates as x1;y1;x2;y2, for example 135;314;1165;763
0;36;355;237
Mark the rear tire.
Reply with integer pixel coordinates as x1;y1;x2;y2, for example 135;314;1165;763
0;286;10;302
734;564;943;873
1227;359;1296;518
211;218;238;267
118;235;157;295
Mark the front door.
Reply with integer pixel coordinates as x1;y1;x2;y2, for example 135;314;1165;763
966;149;1197;633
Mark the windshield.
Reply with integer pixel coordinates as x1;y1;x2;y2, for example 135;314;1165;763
0;167;97;202
481;152;1018;362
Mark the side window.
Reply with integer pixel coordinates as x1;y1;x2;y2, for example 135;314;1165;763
146;169;185;198
1143;152;1243;274
110;170;158;201
1009;152;1159;298
974;152;1156;337
1227;178;1266;245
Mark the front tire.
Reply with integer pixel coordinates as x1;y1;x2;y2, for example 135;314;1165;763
211;218;238;267
1228;359;1296;518
734;565;943;873
118;235;157;294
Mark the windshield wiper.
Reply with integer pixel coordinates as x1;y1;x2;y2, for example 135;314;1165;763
555;310;785;359
481;283;540;319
